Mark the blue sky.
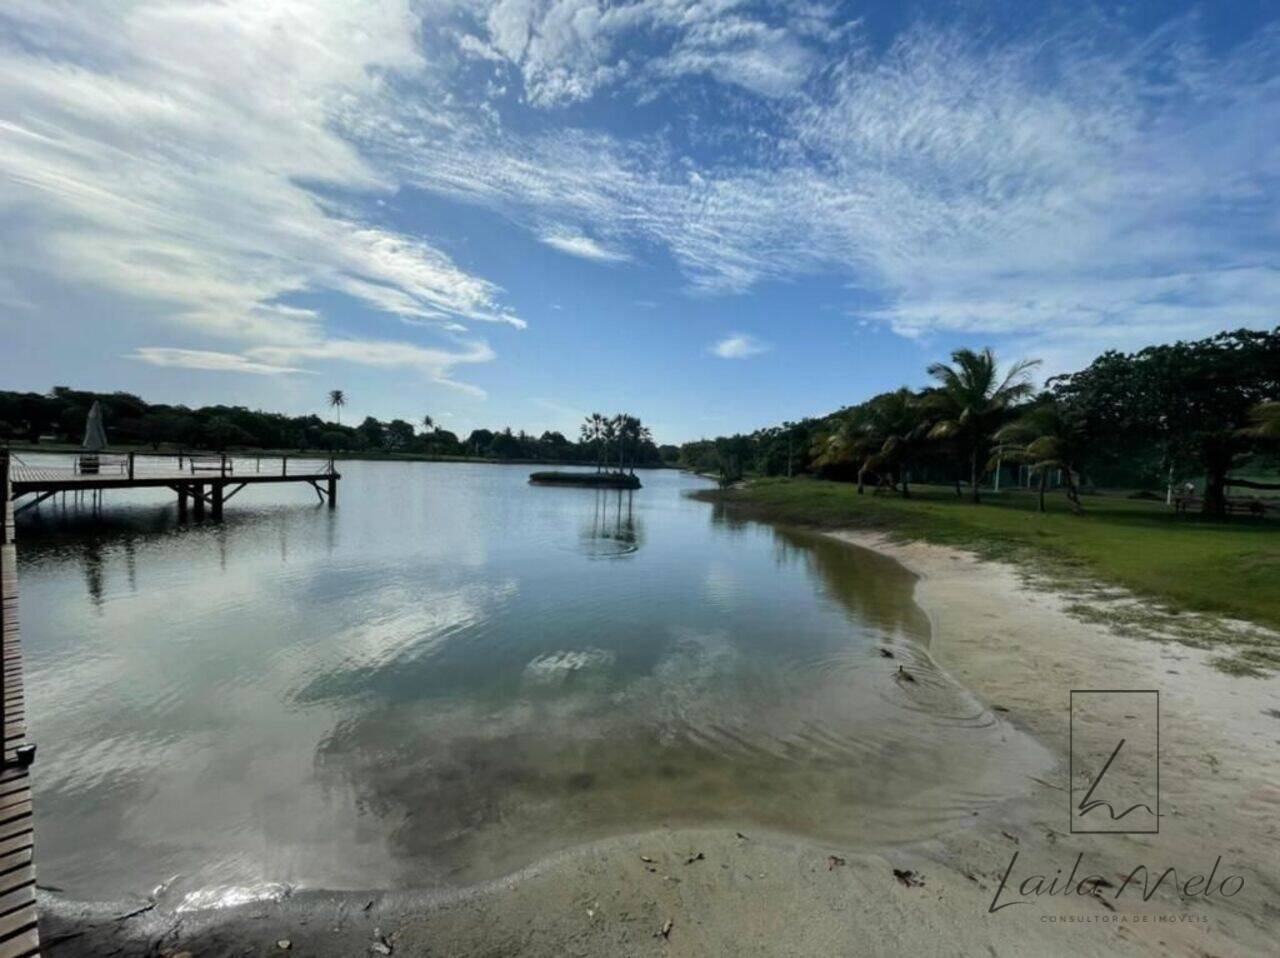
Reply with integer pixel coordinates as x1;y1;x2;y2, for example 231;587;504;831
1;2;1277;443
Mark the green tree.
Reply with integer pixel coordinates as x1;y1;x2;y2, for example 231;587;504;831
1243;401;1280;442
1052;329;1280;515
328;389;346;425
995;398;1088;513
580;413;608;471
357;416;385;450
925;348;1040;503
859;388;933;498
385;419;415;450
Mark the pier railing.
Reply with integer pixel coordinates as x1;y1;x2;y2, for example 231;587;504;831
10;451;337;482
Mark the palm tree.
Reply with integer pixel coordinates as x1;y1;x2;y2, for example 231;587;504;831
1242;401;1280;441
601;415;620;473
613;414;641;473
328;389;346;425
859;388;932;498
925;348;1040;503
418;415;435;453
810;408;879;489
635;424;652;474
581;413;608;472
995;399;1087;513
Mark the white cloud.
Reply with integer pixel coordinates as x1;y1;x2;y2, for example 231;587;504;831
401;12;1280;352
710;332;770;359
539;228;630;263
247;338;497;397
460;1;841;106
128;348;306;376
3;2;1278;399
0;0;516;385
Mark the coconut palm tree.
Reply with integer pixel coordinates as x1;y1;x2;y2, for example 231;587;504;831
613;414;641;473
810;408;879;490
328;389;346;425
1242;401;1280;441
601;415;620;472
925;348;1040;503
995;399;1087;513
859;388;932;498
580;413;608;472
422;414;434;431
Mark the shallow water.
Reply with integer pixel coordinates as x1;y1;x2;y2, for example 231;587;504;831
17;460;1050;903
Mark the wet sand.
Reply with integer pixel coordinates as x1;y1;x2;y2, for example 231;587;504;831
40;532;1280;956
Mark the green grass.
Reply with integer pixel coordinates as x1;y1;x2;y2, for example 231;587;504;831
694;478;1280;673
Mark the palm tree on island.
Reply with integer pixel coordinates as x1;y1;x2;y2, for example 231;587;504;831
535;412;645;488
580;413;608;472
328;389;346;425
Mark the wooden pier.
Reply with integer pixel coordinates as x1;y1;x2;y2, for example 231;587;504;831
0;449;343;956
0;456;40;958
8;452;340;519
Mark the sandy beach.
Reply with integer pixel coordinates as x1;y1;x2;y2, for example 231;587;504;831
41;532;1280;957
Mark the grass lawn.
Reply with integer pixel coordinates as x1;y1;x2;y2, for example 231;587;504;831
695;477;1280;635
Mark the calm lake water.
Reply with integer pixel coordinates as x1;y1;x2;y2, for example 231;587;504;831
17;460;1049;904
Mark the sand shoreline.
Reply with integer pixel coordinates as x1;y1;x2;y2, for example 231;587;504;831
41;532;1280;956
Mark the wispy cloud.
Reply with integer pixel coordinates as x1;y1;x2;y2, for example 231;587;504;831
247;338;497;397
711;333;770;359
459;0;841;107
538;228;630;263
0;0;516;385
128;348;306;376
3;2;1278;403
397;10;1280;356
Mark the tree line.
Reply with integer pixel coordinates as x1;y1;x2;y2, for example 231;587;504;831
679;328;1280;517
0;387;679;466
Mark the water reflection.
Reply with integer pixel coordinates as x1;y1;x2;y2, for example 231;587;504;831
17;463;1051;901
578;489;642;557
768;527;931;648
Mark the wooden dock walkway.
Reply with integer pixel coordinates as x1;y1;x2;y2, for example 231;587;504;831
0;449;345;957
0;459;40;958
9;452;340;519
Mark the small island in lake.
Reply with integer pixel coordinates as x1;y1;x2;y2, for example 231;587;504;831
529;471;641;489
529;413;648;488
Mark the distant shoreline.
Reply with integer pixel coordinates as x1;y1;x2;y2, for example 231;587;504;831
5;442;680;470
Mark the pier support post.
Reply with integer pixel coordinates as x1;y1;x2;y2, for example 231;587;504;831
177;485;189;518
211;482;223;519
193;484;205;518
327;475;336;508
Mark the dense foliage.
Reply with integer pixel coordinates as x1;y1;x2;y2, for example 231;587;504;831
0;387;679;466
680;328;1280;516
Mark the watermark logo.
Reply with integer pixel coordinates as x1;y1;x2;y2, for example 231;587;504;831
1069;690;1158;834
987;688;1245;914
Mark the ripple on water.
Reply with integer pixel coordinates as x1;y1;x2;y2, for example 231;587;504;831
20;464;1054;898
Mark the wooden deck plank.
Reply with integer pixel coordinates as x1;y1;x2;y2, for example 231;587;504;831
0;927;38;958
0;882;33;920
0;904;37;945
0;820;31;844
0;477;38;957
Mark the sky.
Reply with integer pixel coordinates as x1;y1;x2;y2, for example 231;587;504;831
1;1;1277;444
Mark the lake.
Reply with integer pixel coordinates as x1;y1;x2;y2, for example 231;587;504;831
16;460;1049;906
